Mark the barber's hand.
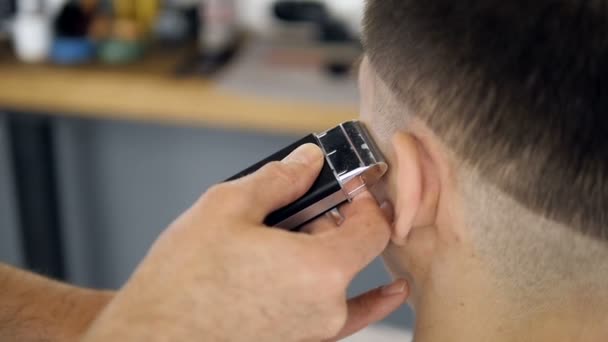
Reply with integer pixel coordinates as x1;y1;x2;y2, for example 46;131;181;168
83;144;408;342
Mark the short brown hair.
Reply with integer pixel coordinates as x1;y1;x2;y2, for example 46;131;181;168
364;0;608;240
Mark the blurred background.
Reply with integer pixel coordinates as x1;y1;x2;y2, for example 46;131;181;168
0;0;413;339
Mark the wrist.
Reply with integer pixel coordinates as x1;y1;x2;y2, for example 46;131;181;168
0;264;115;341
59;288;115;339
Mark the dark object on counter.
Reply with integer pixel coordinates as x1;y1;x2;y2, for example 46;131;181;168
51;1;94;64
273;1;359;78
319;19;353;43
0;0;16;38
273;1;327;23
325;61;350;77
0;0;16;15
175;41;239;77
54;2;91;37
273;1;356;43
183;6;200;40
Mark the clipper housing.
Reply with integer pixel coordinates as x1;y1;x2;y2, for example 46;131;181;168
227;121;388;231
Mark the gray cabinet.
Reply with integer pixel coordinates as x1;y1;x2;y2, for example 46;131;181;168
0;115;23;267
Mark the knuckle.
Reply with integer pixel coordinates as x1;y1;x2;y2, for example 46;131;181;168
203;183;237;203
205;183;229;198
296;263;324;288
296;260;346;292
323;265;349;290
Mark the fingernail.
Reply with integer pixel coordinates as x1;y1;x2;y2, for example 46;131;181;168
381;279;407;296
283;144;322;164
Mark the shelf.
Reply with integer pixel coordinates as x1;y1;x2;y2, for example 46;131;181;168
0;49;357;134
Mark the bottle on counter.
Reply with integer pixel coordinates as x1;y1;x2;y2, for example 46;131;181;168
13;0;53;63
194;0;239;74
199;0;237;54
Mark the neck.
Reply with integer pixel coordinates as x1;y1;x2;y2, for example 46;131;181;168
411;281;608;342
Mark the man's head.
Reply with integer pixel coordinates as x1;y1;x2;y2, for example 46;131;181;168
358;0;608;326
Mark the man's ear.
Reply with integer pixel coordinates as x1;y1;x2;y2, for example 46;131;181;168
391;132;440;245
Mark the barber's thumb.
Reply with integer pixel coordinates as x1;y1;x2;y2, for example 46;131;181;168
244;143;324;219
283;143;323;165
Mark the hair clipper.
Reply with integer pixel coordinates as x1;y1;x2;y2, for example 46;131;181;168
227;121;388;231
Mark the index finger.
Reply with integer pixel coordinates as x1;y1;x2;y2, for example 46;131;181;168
317;191;392;280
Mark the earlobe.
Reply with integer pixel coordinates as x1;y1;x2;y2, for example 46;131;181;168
390;132;441;246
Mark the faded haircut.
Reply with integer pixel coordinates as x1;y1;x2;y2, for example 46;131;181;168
363;0;608;241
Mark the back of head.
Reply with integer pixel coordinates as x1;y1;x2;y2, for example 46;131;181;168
363;0;608;301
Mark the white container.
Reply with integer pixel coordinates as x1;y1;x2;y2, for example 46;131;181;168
13;0;52;63
13;12;52;63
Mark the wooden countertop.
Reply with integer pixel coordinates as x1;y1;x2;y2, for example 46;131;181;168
0;49;357;134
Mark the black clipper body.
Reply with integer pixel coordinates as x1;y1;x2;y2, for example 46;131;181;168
227;121;388;231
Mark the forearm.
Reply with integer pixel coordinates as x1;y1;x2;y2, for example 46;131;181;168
0;263;114;341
